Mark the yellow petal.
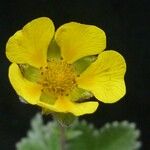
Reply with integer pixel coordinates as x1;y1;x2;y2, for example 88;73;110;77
77;50;126;103
6;17;55;68
9;63;42;104
38;96;99;116
55;22;106;63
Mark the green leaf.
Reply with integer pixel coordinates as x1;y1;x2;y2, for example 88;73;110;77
16;114;61;150
96;121;141;150
16;114;141;150
67;120;141;150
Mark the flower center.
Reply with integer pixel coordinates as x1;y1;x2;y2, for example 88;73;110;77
39;59;77;97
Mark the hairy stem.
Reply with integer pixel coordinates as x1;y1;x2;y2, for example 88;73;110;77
59;124;66;150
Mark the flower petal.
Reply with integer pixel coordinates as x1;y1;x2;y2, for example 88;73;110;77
9;63;42;104
38;96;99;116
77;50;126;103
6;17;55;68
55;22;106;63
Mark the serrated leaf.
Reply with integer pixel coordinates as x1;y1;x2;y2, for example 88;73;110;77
96;121;141;150
16;114;141;150
16;114;61;150
67;120;141;150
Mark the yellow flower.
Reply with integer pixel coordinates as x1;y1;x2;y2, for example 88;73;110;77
6;17;126;116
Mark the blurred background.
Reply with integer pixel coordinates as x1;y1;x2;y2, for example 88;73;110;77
0;0;149;149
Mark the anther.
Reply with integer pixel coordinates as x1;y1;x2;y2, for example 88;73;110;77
39;59;77;96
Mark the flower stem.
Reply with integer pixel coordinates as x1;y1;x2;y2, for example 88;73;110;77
59;124;66;150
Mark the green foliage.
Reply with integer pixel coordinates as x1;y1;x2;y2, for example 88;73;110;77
67;120;141;150
16;114;141;150
16;114;61;150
